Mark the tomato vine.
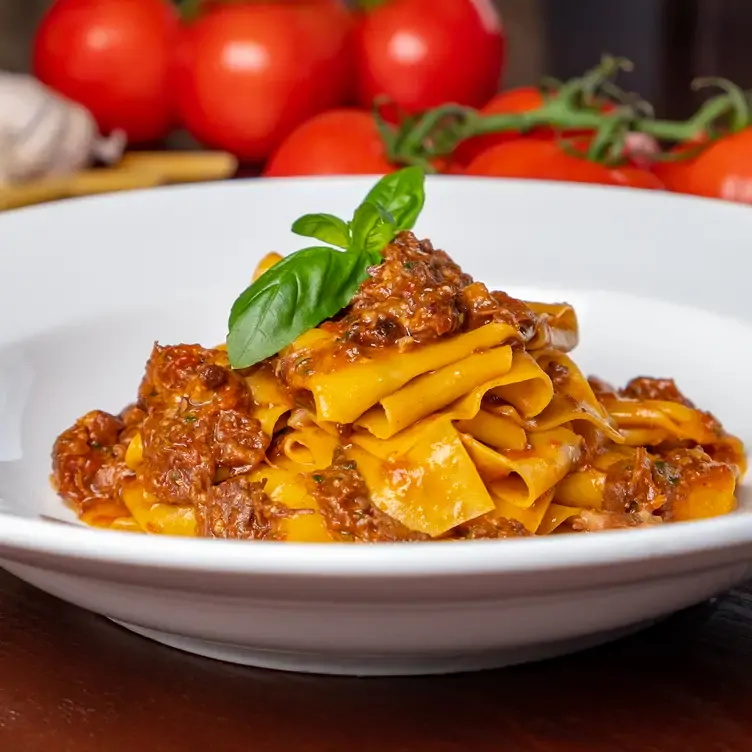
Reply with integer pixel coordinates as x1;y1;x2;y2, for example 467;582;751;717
372;56;752;172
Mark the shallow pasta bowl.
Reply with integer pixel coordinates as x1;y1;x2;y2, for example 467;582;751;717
1;177;752;676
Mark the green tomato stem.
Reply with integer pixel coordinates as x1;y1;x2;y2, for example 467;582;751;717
351;0;390;10
384;54;752;169
177;0;203;21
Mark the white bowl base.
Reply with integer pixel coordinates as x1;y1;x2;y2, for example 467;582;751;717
112;617;660;677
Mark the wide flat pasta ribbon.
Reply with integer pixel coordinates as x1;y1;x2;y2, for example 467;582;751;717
490;489;555;533
460;426;582;509
598;395;721;445
347;348;550;459
349;417;495;537
531;350;623;441
525;301;579;353
307;322;519;424
453;410;528;452
355;345;514;439
122;481;198;537
402;349;555;429
538;503;583;535
245;364;294;436
249;465;332;542
275;426;340;470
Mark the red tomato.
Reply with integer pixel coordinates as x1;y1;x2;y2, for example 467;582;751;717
647;132;707;192
264;108;466;177
651;149;700;193
264;109;394;177
663;130;752;202
465;140;665;190
174;3;353;162
32;0;179;143
355;0;505;113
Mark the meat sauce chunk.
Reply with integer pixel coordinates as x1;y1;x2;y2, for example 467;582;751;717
620;377;695;407
573;446;733;531
136;344;270;508
602;447;662;515
52;409;137;509
307;453;429;542
452;517;530;540
196;476;282;540
334;231;537;349
53;344;274;540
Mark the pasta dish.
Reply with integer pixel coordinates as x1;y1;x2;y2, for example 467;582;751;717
51;169;746;542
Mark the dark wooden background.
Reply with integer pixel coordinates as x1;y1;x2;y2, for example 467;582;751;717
4;0;752;119
3;567;752;751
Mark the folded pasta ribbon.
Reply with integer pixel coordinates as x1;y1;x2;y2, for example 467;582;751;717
350;417;496;537
356;345;515;439
461;427;583;509
243;364;295;436
525;301;579;353
307;322;519;424
598;394;725;446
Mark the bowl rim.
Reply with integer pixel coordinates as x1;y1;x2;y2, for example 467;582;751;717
0;172;749;226
1;512;751;577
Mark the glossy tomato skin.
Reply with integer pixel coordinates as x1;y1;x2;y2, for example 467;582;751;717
465;140;665;190
174;3;353;163
264;109;394;177
355;0;505;113
32;0;179;143
671;129;752;202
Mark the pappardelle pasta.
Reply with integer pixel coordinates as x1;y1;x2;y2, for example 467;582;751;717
50;172;746;543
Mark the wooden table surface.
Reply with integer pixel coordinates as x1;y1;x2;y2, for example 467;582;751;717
1;570;751;751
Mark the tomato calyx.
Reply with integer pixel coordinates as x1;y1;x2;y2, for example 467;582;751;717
177;0;204;21
177;0;337;21
351;0;388;10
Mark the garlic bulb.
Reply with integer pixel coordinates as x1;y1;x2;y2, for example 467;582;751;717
0;72;126;185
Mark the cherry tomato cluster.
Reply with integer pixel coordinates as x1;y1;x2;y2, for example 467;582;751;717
32;0;505;162
31;1;752;205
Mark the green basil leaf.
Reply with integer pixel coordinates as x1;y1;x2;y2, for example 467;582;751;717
227;247;371;369
228;251;302;329
362;166;425;231
350;200;397;259
291;213;350;249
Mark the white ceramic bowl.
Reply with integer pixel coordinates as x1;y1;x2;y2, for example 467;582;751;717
1;177;752;676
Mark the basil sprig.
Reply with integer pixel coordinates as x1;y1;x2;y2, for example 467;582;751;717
227;167;426;369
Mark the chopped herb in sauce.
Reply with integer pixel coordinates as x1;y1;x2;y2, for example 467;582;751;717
184;415;197;423
654;459;681;486
312;474;324;483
